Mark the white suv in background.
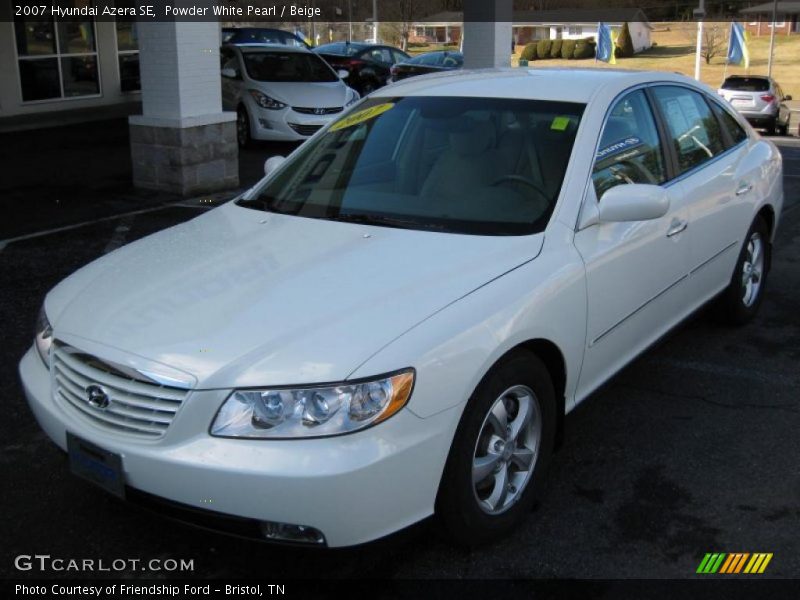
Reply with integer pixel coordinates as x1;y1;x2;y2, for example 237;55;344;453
718;75;792;135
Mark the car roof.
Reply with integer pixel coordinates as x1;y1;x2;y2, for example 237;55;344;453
374;67;699;103
233;43;311;54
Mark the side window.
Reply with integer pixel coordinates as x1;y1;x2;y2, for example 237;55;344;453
391;50;408;64
592;89;666;199
368;48;391;64
710;101;748;147
651;86;726;175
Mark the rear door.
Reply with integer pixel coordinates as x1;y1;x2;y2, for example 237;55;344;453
574;88;692;398
649;85;752;303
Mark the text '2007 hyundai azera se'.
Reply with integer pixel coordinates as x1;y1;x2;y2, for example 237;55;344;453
20;68;782;548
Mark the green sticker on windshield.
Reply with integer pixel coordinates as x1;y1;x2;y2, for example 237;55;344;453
551;116;570;131
329;103;395;132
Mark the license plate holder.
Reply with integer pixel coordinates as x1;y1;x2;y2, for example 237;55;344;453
67;433;125;498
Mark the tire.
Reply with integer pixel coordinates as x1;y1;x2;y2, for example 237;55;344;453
716;216;770;325
360;80;377;96
765;117;776;136
776;121;788;136
436;349;557;546
236;106;252;149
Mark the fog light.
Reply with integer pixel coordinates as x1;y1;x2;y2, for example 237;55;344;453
259;521;326;545
257;118;273;129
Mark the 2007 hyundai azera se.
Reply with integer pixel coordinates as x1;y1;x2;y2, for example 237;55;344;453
21;68;782;547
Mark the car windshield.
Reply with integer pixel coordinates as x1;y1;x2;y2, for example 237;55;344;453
238;96;584;236
243;51;338;82
723;77;770;92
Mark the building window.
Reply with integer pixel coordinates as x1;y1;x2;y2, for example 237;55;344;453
13;3;99;102
116;21;140;92
568;26;582;36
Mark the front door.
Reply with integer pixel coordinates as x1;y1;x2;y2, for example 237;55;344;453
574;88;692;398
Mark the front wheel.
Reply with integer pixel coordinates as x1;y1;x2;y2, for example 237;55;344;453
236;106;252;149
716;216;770;325
436;350;556;546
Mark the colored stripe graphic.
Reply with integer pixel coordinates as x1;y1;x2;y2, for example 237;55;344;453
699;552;773;574
744;553;773;574
719;553;750;573
697;553;727;573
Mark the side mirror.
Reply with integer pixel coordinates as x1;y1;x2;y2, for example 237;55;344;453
337;69;349;79
221;67;239;79
784;94;792;101
264;155;286;176
598;184;669;223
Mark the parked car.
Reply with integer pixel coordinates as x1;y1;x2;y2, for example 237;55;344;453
220;44;359;147
221;27;309;49
314;42;409;95
390;50;463;83
21;69;782;548
717;75;792;135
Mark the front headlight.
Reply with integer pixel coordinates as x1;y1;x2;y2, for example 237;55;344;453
35;306;53;368
248;89;287;110
345;89;360;106
210;369;414;439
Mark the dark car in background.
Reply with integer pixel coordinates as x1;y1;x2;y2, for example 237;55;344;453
222;27;310;49
717;75;792;135
390;50;463;83
314;42;409;95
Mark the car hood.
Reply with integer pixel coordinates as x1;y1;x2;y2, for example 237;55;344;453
47;203;543;389
254;80;350;108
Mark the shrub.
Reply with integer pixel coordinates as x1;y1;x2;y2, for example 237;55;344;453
521;43;538;62
561;39;577;59
536;38;552;60
549;39;563;58
573;39;596;59
616;22;635;58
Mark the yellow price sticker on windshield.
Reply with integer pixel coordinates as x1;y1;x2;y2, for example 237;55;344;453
551;116;571;131
329;103;395;132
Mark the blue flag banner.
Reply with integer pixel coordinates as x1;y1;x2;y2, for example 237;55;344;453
596;22;616;64
727;21;750;68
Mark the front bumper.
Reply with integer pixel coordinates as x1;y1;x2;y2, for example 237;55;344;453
248;102;338;142
19;347;459;547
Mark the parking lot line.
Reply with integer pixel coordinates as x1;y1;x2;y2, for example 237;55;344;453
0;202;202;249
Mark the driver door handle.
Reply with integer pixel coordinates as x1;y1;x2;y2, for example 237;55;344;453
736;182;753;196
667;219;688;237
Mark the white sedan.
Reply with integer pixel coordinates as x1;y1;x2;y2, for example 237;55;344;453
20;68;783;547
220;43;359;146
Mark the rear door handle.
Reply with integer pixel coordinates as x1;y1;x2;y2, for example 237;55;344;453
667;219;688;237
736;182;753;196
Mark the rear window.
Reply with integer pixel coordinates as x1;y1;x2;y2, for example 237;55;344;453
722;77;770;92
316;43;363;57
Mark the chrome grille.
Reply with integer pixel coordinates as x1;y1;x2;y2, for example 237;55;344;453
288;123;324;136
52;344;189;438
292;106;343;115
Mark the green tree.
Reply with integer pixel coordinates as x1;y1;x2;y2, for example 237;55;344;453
616;22;635;58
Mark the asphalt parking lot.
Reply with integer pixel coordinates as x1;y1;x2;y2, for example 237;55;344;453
1;135;798;581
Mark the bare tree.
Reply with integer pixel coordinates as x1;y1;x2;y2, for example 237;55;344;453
679;21;727;65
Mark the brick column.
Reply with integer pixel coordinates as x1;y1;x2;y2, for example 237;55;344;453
129;18;238;196
462;0;513;69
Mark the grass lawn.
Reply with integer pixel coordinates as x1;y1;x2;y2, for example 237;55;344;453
513;23;800;96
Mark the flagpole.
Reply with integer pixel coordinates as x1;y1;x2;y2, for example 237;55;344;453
767;0;778;77
722;22;731;84
694;0;705;81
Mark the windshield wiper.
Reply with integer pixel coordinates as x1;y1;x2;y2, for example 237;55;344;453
332;213;446;232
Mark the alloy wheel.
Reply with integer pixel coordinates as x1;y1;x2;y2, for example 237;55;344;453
472;385;542;515
741;231;764;308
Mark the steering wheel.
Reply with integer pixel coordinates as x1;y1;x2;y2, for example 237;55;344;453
610;159;659;184
490;175;550;205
